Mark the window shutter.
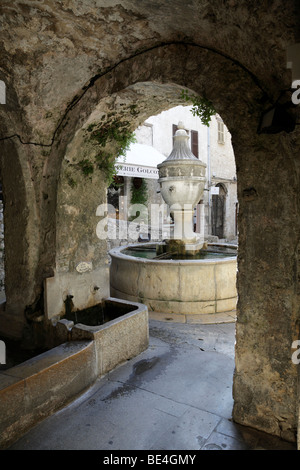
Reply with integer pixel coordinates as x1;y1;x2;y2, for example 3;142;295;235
218;121;225;144
191;130;199;158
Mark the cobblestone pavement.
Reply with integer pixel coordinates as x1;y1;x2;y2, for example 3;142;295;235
9;320;296;451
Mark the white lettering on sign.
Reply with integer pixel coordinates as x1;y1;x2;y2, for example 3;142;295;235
116;164;159;179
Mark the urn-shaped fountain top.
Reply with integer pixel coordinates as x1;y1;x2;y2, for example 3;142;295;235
157;121;206;179
164;121;200;161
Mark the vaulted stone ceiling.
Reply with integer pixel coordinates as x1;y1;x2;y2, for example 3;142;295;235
0;0;298;143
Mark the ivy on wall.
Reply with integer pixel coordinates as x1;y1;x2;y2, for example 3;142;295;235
85;116;137;184
180;89;216;126
66;113;137;188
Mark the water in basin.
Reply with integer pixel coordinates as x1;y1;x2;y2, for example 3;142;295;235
123;245;236;260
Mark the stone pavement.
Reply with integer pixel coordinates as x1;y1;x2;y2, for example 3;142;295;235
8;319;296;451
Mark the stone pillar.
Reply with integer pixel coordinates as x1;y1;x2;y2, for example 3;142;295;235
172;204;195;241
0;140;43;340
232;135;299;443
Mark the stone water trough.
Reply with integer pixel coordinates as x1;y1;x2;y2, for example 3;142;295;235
0;297;148;449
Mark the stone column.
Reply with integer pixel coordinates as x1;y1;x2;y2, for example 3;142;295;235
232;135;299;443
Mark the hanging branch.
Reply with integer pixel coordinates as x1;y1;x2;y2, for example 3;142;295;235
180;90;216;126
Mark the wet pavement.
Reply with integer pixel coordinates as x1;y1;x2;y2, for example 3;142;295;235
8;319;296;451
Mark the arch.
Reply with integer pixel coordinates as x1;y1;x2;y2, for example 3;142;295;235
46;42;265;279
48;42;266;155
0;36;299;443
45;39;262;317
46;43;299;441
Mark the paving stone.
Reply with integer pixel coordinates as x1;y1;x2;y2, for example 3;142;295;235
8;321;297;451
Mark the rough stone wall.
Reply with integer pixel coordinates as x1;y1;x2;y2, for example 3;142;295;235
232;131;300;442
0;138;44;332
0;0;297;142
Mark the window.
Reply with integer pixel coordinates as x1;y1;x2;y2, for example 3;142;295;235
191;130;199;158
135;123;153;146
217;120;225;144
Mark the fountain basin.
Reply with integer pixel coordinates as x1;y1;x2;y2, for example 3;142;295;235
57;297;149;377
109;244;237;317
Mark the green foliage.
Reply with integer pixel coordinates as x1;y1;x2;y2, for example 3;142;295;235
129;104;139;117
180;89;216;126
78;159;94;176
66;172;77;189
87;117;136;158
95;151;118;185
85;116;137;184
66;115;137;187
130;178;148;206
129;178;148;222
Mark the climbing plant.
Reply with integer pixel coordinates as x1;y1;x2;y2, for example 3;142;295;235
86;116;137;184
130;178;148;206
129;178;148;222
78;159;94;176
66;113;137;188
180;89;216;126
87;117;136;156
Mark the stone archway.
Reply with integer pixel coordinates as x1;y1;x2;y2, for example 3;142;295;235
45;44;299;442
0;1;299;445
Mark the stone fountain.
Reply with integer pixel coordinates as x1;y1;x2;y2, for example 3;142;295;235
109;122;237;320
157;121;206;255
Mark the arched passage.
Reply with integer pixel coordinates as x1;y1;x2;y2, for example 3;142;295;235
44;42;262;318
49;44;298;442
0;36;299;444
